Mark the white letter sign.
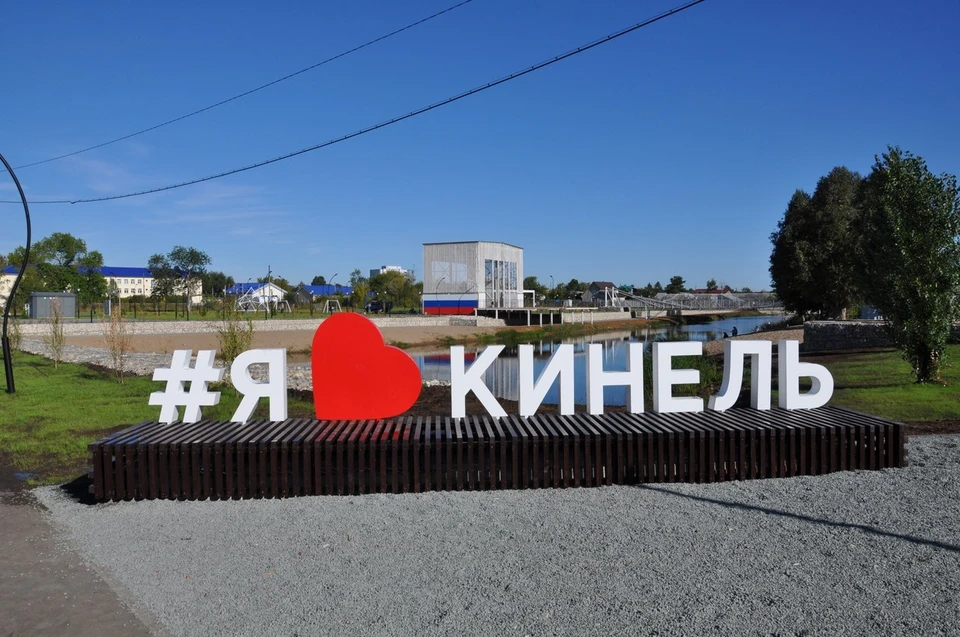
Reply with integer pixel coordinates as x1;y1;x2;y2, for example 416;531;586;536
450;345;507;418
585;343;644;415
777;340;834;410
519;344;574;417
230;348;289;422
709;340;772;411
652;341;704;413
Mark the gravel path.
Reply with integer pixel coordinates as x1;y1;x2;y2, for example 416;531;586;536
35;436;960;636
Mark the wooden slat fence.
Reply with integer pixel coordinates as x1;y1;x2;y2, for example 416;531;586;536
88;406;905;501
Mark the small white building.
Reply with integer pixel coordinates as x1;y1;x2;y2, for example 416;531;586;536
422;241;524;315
369;265;411;279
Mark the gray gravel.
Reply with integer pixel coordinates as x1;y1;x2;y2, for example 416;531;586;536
35;436;960;636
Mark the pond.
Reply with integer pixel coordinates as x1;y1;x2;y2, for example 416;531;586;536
413;315;790;406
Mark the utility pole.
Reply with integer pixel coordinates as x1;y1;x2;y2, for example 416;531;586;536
266;265;272;319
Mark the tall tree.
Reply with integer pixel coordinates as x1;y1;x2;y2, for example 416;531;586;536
201;271;235;297
5;233;106;308
706;278;718;291
665;276;686;294
348;269;367;288
859;147;960;382
769;167;863;319
523;276;548;305
148;246;211;320
311;275;327;286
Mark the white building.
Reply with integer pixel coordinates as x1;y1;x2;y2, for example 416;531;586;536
0;265;202;305
422;241;524;315
369;265;411;279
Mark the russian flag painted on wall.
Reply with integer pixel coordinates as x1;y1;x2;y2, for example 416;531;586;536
423;294;478;316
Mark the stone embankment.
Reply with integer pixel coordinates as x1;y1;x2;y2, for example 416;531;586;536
16;315;498;391
803;320;960;352
17;315;504;337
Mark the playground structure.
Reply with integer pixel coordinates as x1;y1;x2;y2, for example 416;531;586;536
235;286;291;314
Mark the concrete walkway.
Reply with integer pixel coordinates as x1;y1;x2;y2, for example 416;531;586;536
0;486;161;637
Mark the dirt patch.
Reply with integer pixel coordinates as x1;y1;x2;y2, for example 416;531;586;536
903;421;960;436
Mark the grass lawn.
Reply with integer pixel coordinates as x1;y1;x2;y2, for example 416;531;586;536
0;351;315;484
819;345;960;422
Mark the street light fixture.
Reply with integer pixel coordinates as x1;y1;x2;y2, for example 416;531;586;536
429;276;445;315
1;152;31;394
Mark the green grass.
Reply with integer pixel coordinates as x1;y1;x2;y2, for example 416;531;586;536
0;352;314;484
821;346;960;422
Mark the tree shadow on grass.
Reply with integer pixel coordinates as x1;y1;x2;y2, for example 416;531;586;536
639;484;960;554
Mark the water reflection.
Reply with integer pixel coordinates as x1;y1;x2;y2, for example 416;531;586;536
414;315;787;406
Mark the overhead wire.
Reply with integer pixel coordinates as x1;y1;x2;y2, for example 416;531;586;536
3;0;708;205
13;0;476;170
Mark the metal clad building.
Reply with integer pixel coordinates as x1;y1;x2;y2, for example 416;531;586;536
423;241;524;315
29;292;76;319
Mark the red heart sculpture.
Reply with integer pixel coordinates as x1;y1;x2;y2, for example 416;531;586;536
311;313;422;420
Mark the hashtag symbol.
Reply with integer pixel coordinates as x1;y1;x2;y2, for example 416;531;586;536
149;350;224;423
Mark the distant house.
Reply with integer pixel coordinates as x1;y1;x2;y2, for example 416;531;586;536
225;282;288;305
582;281;617;304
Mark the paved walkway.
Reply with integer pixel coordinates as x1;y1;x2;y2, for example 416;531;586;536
0;485;161;637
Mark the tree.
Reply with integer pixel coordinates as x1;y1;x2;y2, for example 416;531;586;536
564;279;587;298
258;275;291;292
347;269;369;308
201;271;235;297
76;250;107;308
37;232;88;267
370;271;418;309
148;246;211;320
348;269;367;288
769;167;863;319
858;147;960;382
665;276;686;294
523;276;548;305
706;278;718;291
5;233;106;311
311;275;327;286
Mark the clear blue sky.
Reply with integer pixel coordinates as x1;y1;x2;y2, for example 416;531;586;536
2;0;958;291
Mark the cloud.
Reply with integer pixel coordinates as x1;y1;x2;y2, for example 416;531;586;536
63;155;148;195
141;182;292;227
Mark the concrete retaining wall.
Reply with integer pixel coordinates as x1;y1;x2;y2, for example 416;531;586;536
803;320;960;352
561;309;630;325
17;314;505;337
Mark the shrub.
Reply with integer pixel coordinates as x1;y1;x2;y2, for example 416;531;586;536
43;299;66;368
217;311;255;366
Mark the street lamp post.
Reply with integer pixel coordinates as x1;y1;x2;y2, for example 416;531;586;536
1;151;31;394
431;276;445;315
549;275;555;307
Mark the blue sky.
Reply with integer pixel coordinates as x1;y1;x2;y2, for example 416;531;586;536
2;0;958;291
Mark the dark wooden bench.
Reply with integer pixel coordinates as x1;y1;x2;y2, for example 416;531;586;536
88;406;906;501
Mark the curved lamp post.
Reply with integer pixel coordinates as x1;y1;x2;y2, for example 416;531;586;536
430;276;445;315
1;152;32;394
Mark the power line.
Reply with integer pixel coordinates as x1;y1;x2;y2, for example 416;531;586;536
13;0;476;170
4;0;708;205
